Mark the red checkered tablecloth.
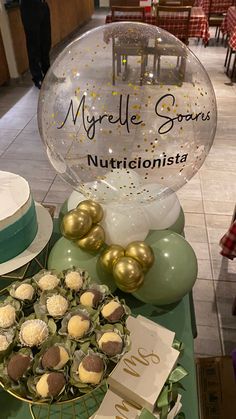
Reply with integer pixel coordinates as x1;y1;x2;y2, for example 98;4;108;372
195;0;233;16
221;6;236;49
105;8;210;43
220;220;236;259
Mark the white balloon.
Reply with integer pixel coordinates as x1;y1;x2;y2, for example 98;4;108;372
141;193;181;230
104;169;140;199
67;191;86;211
101;203;150;247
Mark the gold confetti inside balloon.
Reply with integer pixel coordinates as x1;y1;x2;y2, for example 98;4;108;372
113;256;144;293
76;225;105;252
77;200;104;224
99;245;125;273
61;209;92;240
125;241;154;272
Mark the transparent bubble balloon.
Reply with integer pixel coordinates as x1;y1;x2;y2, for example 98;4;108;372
38;22;217;204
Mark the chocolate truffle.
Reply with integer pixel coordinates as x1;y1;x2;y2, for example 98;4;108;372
78;354;104;385
42;346;69;370
14;284;34;301
19;319;49;347
101;300;125;323
67;314;90;340
7;353;31;381
36;372;66;398
80;290;103;308
65;271;83;291
98;332;123;356
0;334;10;351
0;304;16;328
38;274;59;291
46;295;68;317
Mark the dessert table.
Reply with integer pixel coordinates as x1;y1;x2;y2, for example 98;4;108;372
105;7;210;44
221;5;236;49
0;221;199;419
195;0;233;16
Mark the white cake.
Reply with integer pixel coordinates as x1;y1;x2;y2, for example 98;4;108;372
0;171;38;264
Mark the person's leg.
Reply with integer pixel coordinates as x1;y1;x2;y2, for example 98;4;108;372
40;3;52;77
20;7;43;87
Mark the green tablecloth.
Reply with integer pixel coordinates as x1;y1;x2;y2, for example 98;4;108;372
0;221;199;419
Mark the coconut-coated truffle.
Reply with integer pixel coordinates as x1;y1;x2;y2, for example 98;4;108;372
0;334;10;351
80;290;103;308
0;304;16;328
42;346;69;370
14;284;34;301
7;353;31;381
38;274;59;291
78;355;104;385
65;271;83;291
101;300;125;323
67;314;90;340
36;372;66;398
98;332;123;356
19;319;49;347
46;295;68;317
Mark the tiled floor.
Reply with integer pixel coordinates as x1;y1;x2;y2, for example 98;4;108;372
0;9;236;356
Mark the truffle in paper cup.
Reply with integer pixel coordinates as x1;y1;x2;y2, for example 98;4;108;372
34;290;70;320
0;298;21;329
63;268;91;292
70;349;106;392
9;280;35;304
0;329;15;359
100;297;130;324
27;371;67;401
33;336;76;374
95;324;130;363
19;319;49;347
33;270;60;292
5;348;33;383
59;306;99;343
79;284;109;309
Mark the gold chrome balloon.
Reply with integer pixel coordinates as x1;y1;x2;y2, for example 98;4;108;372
99;245;125;273
125;241;154;272
77;200;104;224
61;209;92;240
76;225;105;252
113;256;144;293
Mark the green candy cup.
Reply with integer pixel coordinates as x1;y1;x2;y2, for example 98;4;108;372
47;237;117;293
133;230;197;306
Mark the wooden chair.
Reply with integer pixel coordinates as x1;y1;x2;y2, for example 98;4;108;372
111;6;145;22
154;6;191;80
110;0;140;6
159;0;194;5
208;0;227;41
111;7;147;85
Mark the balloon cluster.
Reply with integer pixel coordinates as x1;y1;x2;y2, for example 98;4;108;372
99;242;154;293
61;200;105;252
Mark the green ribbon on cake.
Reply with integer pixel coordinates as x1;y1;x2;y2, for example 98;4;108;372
0;200;38;263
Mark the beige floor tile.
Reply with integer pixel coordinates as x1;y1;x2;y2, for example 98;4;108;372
179;199;204;213
193;279;215;302
203;201;235;216
195;300;218;327
197;259;213;280
194;325;222;356
190;242;210;260
212;258;236;281
220;328;236;355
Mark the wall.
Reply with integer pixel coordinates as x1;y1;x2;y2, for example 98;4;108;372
0;28;9;85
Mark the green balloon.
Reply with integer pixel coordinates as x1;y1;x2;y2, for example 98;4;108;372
47;237;117;293
168;206;185;234
58;200;68;225
133;230;197;306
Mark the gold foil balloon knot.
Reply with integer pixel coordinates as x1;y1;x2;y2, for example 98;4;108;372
99;241;154;293
61;200;105;251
